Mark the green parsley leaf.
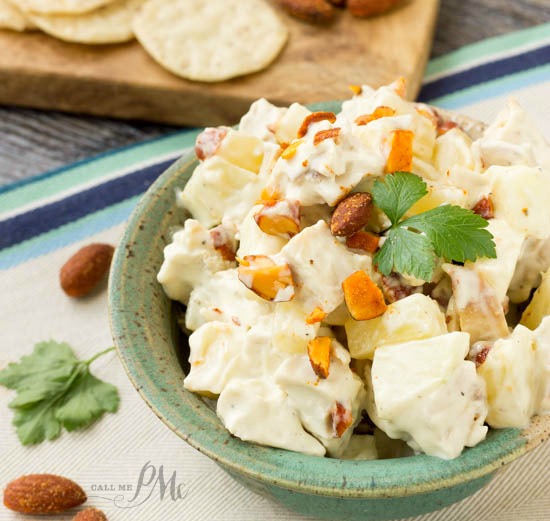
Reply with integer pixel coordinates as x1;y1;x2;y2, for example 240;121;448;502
0;341;119;445
375;227;436;281
371;171;428;224
402;205;497;262
371;172;496;280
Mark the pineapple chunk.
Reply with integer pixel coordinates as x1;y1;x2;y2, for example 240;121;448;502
217;129;264;173
345;293;447;359
275;103;311;144
367;332;488;459
490;164;550;240
217;377;325;457
271;301;320;354
521;269;550;330
477;325;537;428
180;156;260;228
406;185;468;217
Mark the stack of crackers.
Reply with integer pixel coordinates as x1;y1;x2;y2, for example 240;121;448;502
0;0;289;82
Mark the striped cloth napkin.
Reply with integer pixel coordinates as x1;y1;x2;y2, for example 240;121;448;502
1;24;549;521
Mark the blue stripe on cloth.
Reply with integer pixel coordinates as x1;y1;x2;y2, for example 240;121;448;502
418;43;550;102
0;158;172;250
0;130;187;196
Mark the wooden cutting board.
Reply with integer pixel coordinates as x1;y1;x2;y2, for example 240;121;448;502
0;0;438;126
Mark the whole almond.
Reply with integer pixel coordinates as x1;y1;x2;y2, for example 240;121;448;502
348;0;404;17
330;192;372;237
4;474;87;515
273;0;335;23
60;243;115;297
73;507;108;521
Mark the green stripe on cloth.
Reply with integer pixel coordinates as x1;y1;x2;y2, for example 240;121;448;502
428;63;550;109
0;130;197;214
426;23;550;78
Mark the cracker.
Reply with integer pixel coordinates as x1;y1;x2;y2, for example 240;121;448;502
133;0;289;82
0;0;34;31
9;0;116;15
26;0;143;44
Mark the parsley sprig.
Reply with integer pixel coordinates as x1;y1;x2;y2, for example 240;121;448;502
371;172;496;281
0;341;119;445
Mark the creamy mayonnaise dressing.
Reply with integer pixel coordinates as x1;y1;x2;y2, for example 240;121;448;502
157;82;550;460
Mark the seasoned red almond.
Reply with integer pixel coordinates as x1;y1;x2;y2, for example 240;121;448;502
330;192;373;237
60;243;114;297
73;508;108;521
273;0;335;23
4;474;87;515
297;111;337;138
348;0;405;17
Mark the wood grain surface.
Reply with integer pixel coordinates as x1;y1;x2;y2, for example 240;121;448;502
0;0;549;184
0;0;438;125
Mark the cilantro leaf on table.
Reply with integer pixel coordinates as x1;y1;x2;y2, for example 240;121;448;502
372;172;496;280
0;341;119;445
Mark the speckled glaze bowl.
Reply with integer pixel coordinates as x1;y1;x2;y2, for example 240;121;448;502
109;103;550;521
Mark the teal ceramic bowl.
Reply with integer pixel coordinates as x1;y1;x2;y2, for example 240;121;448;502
109;105;550;521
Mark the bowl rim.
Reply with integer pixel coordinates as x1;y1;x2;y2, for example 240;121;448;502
109;104;549;499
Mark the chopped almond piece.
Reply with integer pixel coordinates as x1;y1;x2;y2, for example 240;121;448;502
238;255;295;302
349;84;362;96
194;126;229;160
306;306;327;324
346;231;380;253
331;402;353;438
281;140;303;160
342;270;387;320
355;106;396;126
415;106;438;127
254;200;301;239
385;129;414;173
307;336;331;379
437;120;458;136
313;128;341;146
472;196;494;220
297;111;337;138
210;225;236;261
391;76;407;98
258;188;281;206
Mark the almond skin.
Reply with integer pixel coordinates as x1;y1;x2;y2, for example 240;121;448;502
330;192;372;237
73;507;108;521
4;474;87;515
273;0;335;23
348;0;404;17
60;243;115;297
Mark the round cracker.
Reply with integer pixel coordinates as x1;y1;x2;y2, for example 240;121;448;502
26;0;143;44
0;0;34;31
9;0;116;15
133;0;289;82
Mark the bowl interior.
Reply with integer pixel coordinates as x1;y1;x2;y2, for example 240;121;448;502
109;102;549;498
